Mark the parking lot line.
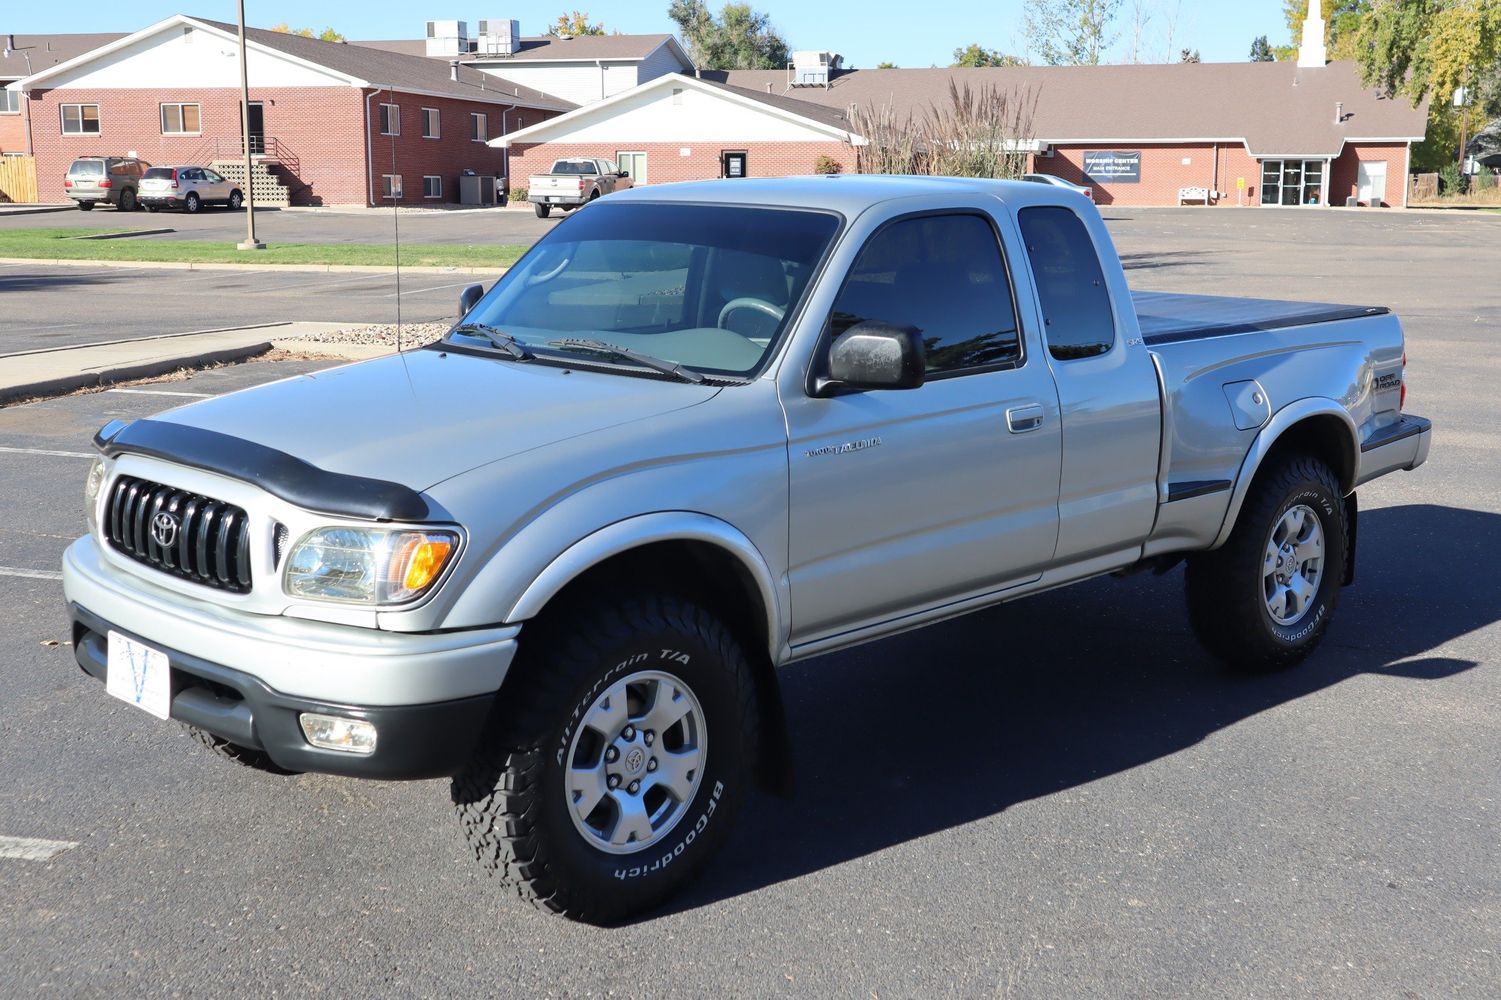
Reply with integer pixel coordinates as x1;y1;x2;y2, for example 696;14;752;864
106;388;213;398
0;567;65;581
0;836;79;861
0;446;94;459
381;279;475;298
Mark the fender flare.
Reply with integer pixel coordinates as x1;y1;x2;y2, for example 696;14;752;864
505;512;784;659
1211;398;1359;549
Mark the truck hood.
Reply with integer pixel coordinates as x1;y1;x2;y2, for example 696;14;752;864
155;348;720;492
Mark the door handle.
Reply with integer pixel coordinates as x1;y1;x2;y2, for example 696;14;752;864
1006;404;1044;433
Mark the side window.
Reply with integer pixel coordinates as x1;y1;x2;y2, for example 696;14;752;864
1017;206;1115;360
830;213;1021;374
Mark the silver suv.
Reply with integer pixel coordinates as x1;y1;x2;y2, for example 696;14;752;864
64;156;150;211
139;165;243;213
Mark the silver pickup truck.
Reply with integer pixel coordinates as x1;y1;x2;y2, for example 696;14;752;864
528;157;632;219
63;176;1431;923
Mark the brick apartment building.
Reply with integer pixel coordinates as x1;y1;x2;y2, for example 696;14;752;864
7;15;570;205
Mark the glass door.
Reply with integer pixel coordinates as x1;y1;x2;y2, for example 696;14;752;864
1260;159;1326;206
616;151;647;185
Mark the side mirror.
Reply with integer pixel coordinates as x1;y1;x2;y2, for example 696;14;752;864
819;321;925;394
458;283;484;316
618;170;630;178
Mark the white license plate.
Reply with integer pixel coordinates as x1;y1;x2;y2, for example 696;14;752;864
106;631;171;720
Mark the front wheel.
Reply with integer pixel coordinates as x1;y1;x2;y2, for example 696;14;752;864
1186;454;1348;671
452;594;755;923
533;202;550;218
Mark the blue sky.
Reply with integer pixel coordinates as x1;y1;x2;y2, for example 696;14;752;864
6;1;1296;66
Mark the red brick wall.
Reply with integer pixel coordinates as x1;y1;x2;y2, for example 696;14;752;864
1035;142;1264;206
30;86;367;204
508;140;850;190
1329;142;1408;208
0;101;26;154
363;92;557;205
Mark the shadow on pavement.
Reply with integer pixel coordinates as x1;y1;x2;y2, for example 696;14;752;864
1119;249;1210;271
0;270;124;295
662;503;1494;917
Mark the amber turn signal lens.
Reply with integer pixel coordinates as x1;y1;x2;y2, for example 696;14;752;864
401;538;454;591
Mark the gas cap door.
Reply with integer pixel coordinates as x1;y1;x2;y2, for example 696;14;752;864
1223;379;1271;431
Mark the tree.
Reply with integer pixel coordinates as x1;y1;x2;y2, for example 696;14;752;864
667;1;791;69
1355;0;1501;109
551;11;606;36
1249;34;1275;60
1023;0;1125;65
1179;46;1201;62
876;60;898;68
951;44;1028;67
270;24;345;42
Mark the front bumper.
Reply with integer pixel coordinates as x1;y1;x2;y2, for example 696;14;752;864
1355;414;1432;487
62;536;521;778
71;603;494;778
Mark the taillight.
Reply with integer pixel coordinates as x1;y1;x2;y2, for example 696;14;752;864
170;169;179;189
99;179;112;188
1400;351;1407;411
577;179;586;190
63;179;72;188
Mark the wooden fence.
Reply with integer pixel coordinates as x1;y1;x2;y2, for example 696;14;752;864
0;156;39;204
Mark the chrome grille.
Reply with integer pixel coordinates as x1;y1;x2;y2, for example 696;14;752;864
104;475;253;593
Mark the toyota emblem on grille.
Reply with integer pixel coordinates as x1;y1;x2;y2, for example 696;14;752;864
150;511;180;547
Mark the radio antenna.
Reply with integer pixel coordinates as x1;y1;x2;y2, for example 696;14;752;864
387;83;403;354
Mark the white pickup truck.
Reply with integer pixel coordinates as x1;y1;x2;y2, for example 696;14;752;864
527;157;633;218
64;176;1430;923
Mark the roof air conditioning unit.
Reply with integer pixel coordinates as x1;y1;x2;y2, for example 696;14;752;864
791;51;842;88
425;19;469;58
476;19;521;57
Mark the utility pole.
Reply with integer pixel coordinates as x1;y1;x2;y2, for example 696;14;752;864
236;1;265;250
3;36;35;157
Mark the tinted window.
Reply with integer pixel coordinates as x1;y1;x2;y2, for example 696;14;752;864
552;161;597;174
143;167;174;179
69;160;104;176
1018;206;1115;360
831;214;1021;374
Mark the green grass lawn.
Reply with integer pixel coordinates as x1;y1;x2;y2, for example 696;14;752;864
0;228;525;268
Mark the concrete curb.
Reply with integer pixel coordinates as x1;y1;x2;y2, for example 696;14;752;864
0;322;297;360
0;342;272;407
0;256;510;275
0;204;74;217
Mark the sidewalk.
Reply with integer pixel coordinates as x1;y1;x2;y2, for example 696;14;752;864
0;321;355;406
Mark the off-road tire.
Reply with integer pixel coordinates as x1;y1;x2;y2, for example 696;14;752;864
185;725;299;775
451;594;757;924
1186;454;1348;671
534;203;550;218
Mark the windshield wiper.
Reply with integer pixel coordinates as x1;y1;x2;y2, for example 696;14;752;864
547;338;706;384
449;323;533;360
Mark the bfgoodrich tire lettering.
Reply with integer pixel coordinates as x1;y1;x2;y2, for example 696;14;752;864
451;594;756;924
1185;454;1349;671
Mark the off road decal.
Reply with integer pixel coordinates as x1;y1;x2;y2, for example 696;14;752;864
614;781;724;879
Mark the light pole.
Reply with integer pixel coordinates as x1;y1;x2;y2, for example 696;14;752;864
3;36;35;157
235;2;265;250
1455;82;1472;180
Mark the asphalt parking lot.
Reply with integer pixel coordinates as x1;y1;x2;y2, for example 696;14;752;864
0;206;1497;998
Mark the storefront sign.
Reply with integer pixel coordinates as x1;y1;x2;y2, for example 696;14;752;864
1084;150;1141;184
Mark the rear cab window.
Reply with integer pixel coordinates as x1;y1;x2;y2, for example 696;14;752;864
69;160;104;176
1017;206;1116;360
829;213;1022;375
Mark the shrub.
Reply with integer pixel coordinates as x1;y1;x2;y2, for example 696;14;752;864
813;154;843;175
510;186;529;203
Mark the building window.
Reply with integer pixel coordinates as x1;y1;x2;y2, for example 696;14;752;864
160;103;201;135
471;112;487;142
672;87;684;105
1260;159;1326;207
0;90;19;115
379;103;400;136
617;151;647;184
421;107;439;139
381;174;403;200
60;103;101;135
423;175;443;199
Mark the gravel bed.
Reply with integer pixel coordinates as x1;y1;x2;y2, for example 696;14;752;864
288;322;450;349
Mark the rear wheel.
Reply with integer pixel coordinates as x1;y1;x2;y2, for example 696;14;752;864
118;188;136;212
184;192;201;214
534;202;551;218
227;189;243;210
1186;454;1348;671
452;593;755;924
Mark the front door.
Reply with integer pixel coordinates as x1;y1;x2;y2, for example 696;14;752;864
784;209;1063;645
1358;161;1387;206
242;102;265;155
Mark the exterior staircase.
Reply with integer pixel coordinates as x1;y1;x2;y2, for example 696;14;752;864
210;159;293;208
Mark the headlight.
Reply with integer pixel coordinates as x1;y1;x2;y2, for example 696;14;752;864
84;459;106;536
283;527;458;606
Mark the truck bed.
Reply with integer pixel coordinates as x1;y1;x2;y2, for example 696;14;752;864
1132;290;1389;346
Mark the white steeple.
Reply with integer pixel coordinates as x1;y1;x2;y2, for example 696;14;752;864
1298;0;1328;68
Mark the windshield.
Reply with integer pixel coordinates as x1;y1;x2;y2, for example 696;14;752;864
449;202;841;378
